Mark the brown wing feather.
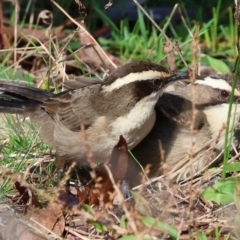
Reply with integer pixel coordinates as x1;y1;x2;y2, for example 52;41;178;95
63;77;101;90
157;92;205;129
40;84;101;131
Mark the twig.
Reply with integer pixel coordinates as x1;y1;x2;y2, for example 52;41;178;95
65;227;92;240
50;0;117;70
132;0;189;70
104;164;139;236
13;0;20;70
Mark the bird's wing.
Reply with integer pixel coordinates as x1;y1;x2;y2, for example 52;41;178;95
41;84;101;131
156;93;192;124
63;77;101;90
156;92;207;130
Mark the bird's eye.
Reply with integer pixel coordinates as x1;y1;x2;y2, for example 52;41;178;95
152;79;160;86
220;90;229;98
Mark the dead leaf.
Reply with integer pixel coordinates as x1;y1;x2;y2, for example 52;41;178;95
12;181;42;210
109;135;129;182
27;203;65;236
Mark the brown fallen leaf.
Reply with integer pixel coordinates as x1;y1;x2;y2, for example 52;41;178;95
109;135;129;182
0;26;68;47
27;203;65;237
11;181;42;211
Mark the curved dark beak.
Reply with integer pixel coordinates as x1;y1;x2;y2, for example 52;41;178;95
167;71;204;84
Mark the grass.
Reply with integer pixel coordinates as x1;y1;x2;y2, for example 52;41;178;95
0;0;240;239
0;114;53;198
96;0;235;72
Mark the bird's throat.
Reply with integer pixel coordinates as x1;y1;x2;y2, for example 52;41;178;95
203;103;240;148
110;92;159;149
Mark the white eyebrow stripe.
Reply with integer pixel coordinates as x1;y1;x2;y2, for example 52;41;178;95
102;70;170;92
195;77;240;97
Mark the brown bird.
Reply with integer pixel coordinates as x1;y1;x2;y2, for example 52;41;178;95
131;73;240;181
0;61;189;168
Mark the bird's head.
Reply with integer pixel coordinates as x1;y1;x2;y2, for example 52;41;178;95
191;74;240;147
194;76;240;105
101;61;189;97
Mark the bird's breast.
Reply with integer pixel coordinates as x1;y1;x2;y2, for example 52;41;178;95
110;92;158;149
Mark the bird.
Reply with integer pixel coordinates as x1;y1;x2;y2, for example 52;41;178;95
130;73;240;182
0;61;189;168
54;72;240;184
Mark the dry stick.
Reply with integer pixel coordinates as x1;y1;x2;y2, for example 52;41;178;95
13;0;19;71
132;0;189;70
0;35;55;79
65;227;93;240
178;8;201;75
29;0;34;28
148;3;178;62
234;0;240;71
38;27;80;89
30;217;63;240
187;151;240;189
50;0;117;70
55;28;79;62
233;2;240;133
0;1;3;31
172;131;226;182
69;227;104;238
20;10;53;64
163;4;179;32
0;46;46;53
187;25;200;235
104;164;139;236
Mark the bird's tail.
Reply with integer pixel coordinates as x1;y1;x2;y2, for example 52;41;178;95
0;81;53;114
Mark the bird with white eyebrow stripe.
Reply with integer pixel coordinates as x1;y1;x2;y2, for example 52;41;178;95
131;74;240;182
0;61;189;168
